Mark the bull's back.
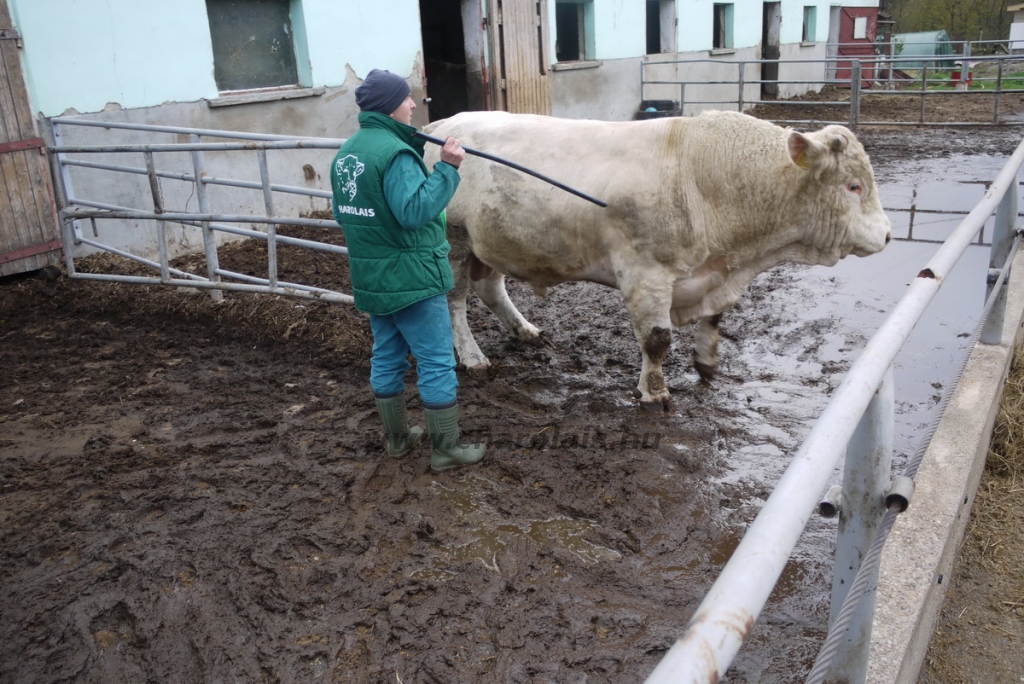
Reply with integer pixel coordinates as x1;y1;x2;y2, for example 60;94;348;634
425;114;683;275
425;112;674;191
424;111;794;282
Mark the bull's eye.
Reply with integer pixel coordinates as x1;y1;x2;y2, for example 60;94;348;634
846;182;863;196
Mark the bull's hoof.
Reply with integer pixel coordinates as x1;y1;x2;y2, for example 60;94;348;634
463;362;492;379
633;389;672;413
694;359;717;386
640;399;672;414
518;329;545;348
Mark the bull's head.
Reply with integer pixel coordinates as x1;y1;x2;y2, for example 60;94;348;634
788;126;892;259
335;155;365;201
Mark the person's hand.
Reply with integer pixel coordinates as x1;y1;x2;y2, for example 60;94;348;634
440;136;466;168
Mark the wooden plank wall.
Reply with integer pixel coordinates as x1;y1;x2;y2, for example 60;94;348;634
0;0;61;277
488;0;552;115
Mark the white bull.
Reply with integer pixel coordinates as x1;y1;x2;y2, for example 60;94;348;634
423;110;891;410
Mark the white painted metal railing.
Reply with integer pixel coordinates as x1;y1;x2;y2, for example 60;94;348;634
645;139;1024;682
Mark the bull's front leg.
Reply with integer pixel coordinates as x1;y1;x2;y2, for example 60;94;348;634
694;313;723;387
622;281;675;412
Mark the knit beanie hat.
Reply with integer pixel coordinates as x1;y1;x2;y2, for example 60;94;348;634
355;69;411;115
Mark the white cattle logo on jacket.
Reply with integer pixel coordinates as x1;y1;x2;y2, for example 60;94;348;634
335;155;364;201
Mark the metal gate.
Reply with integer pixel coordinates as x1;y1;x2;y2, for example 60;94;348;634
487;0;552;114
49;116;353;305
0;0;61;277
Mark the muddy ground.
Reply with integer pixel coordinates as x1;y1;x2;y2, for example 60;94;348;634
3;98;1023;683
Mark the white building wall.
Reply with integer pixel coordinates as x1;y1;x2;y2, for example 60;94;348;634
9;0;877;120
8;0;424;118
590;0;647;59
672;0;876;52
301;0;423;87
9;0;872;118
1011;22;1024;52
778;42;829;99
641;48;764;115
9;0;218;117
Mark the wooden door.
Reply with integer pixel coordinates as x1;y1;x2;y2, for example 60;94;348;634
835;7;878;86
0;0;61;277
487;0;552;115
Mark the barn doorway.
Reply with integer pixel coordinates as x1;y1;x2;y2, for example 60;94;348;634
761;1;781;99
487;0;552;114
419;0;489;121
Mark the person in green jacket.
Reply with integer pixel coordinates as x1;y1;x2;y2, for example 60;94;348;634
330;69;485;472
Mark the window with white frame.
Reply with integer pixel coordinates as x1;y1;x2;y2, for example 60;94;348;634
555;0;594;62
802;6;817;42
646;0;677;54
205;0;303;92
713;3;734;50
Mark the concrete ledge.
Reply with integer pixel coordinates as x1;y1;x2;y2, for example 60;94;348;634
206;86;326;108
551;60;602;71
866;247;1024;683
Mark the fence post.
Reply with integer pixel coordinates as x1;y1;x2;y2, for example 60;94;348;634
189;134;223;302
920;63;928;124
956;41;972;92
256;149;279;292
738;62;745;112
826;366;893;683
640;61;646;105
143;151;170;283
48;120;82;276
995;58;1004;124
981;169;1020;345
849;61;861;131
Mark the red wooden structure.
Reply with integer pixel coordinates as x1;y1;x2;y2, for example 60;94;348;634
835;7;878;87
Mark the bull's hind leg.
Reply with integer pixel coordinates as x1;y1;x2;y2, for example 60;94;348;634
694;313;723;387
470;267;542;345
448;242;491;377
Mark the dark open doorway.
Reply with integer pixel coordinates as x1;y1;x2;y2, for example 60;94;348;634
761;1;781;99
419;0;478;122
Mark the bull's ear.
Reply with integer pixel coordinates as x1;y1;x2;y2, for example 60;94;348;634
788;132;812;169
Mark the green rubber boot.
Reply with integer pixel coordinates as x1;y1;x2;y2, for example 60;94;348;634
375;394;424;459
425;404;486;472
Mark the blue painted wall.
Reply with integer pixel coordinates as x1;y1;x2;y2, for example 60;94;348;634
10;0;218;116
9;0;423;117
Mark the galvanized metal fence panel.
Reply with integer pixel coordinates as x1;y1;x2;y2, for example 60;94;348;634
641;53;1024;128
48;117;353;305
